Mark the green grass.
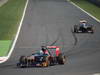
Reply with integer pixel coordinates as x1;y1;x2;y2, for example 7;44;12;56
71;0;100;20
0;0;26;40
0;40;11;56
0;0;26;56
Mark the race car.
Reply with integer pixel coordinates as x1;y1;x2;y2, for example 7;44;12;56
17;46;66;68
73;20;94;33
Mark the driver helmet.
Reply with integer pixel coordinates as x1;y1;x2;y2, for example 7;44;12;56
41;46;47;51
39;50;43;54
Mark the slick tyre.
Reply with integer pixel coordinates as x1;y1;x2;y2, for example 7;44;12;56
74;25;78;33
57;54;66;65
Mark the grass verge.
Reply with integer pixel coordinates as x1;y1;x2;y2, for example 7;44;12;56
0;0;26;40
0;40;11;56
0;0;26;56
71;0;100;20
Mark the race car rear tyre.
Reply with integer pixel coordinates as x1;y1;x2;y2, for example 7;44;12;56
57;54;66;65
74;28;78;33
74;25;78;33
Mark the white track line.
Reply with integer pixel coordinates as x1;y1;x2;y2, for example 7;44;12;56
0;0;29;64
69;1;100;23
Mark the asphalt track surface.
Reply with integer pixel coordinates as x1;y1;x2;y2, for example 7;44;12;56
0;0;100;75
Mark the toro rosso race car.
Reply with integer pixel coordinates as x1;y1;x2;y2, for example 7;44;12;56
17;46;66;68
73;20;94;33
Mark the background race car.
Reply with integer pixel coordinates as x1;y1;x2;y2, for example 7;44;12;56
73;20;94;33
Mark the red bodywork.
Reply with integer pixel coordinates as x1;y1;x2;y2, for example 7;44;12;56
47;46;61;56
